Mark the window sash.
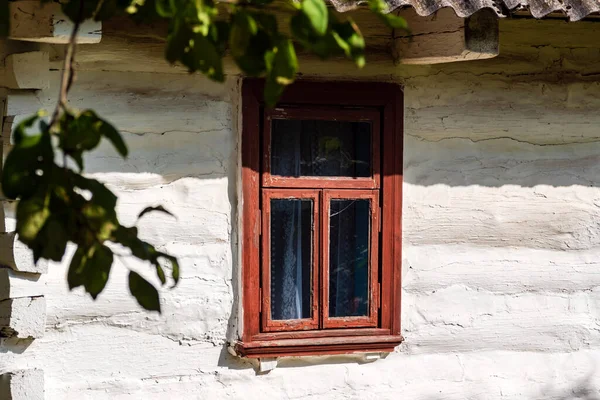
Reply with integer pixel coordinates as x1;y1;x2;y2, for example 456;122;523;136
262;107;381;189
261;189;320;332
261;189;380;333
322;190;379;329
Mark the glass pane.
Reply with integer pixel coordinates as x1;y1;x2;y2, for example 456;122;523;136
270;199;313;320
271;119;372;178
329;199;371;317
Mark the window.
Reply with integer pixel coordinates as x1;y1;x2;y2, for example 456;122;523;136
238;80;403;358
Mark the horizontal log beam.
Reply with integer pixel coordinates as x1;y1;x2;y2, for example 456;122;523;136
0;296;46;339
0;369;44;400
394;8;499;64
0;232;48;274
0;267;43;301
2;52;49;90
9;0;101;44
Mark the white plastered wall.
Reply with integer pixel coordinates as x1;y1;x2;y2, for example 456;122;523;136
1;17;600;399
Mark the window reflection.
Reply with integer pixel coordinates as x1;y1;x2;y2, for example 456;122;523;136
271;119;371;178
329;199;370;317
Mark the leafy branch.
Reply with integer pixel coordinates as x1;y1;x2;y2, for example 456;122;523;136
0;0;406;312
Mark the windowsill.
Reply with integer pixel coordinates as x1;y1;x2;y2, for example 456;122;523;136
235;334;404;358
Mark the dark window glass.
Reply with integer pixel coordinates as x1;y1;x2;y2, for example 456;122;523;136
329;199;370;317
270;199;313;320
271;119;371;178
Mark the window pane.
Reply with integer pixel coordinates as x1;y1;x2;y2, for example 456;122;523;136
329;199;371;317
271;119;371;178
270;199;313;320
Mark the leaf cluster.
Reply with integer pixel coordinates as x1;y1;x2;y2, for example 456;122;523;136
1;112;179;313
0;0;408;313
47;0;407;106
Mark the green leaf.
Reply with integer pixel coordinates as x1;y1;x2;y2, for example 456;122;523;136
229;12;258;58
252;12;278;36
158;253;180;286
233;30;272;76
85;245;114;299
332;20;366;68
112;225;156;261
379;13;409;30
60;111;102;155
137;205;176;220
129;271;161;313
264;39;298;107
272;39;297;85
12;113;43;146
2;115;53;198
96;114;128;158
210;21;230;54
67;245;114;299
367;0;387;13
300;0;328;37
155;0;174;17
2;148;40;199
166;22;191;65
367;0;409;31
188;33;225;82
38;217;69;262
170;257;180;285
70;152;85;171
290;12;312;45
73;174;118;210
68;247;87;290
155;265;166;285
16;194;50;243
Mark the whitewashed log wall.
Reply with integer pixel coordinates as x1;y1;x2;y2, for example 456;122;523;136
1;18;600;399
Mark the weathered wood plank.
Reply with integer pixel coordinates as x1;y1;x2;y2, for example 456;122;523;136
0;268;43;301
2;51;49;89
0;369;44;400
0;232;48;274
9;1;101;44
403;286;600;354
394;8;499;64
0;296;46;339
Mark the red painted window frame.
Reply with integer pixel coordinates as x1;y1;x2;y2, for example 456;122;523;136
322;189;379;329
261;189;320;332
262;107;381;189
238;80;404;358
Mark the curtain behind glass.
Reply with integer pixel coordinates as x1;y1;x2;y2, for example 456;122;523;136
269;118;372;321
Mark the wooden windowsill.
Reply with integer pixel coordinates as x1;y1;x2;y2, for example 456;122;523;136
235;335;404;358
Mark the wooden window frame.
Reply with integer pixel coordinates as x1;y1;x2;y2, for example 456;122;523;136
263;107;381;189
261;189;320;332
322;190;379;329
238;80;404;358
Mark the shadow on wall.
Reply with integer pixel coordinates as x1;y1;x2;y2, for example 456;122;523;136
538;373;600;400
403;132;600;189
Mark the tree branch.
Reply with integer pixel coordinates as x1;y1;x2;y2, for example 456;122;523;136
50;3;84;128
